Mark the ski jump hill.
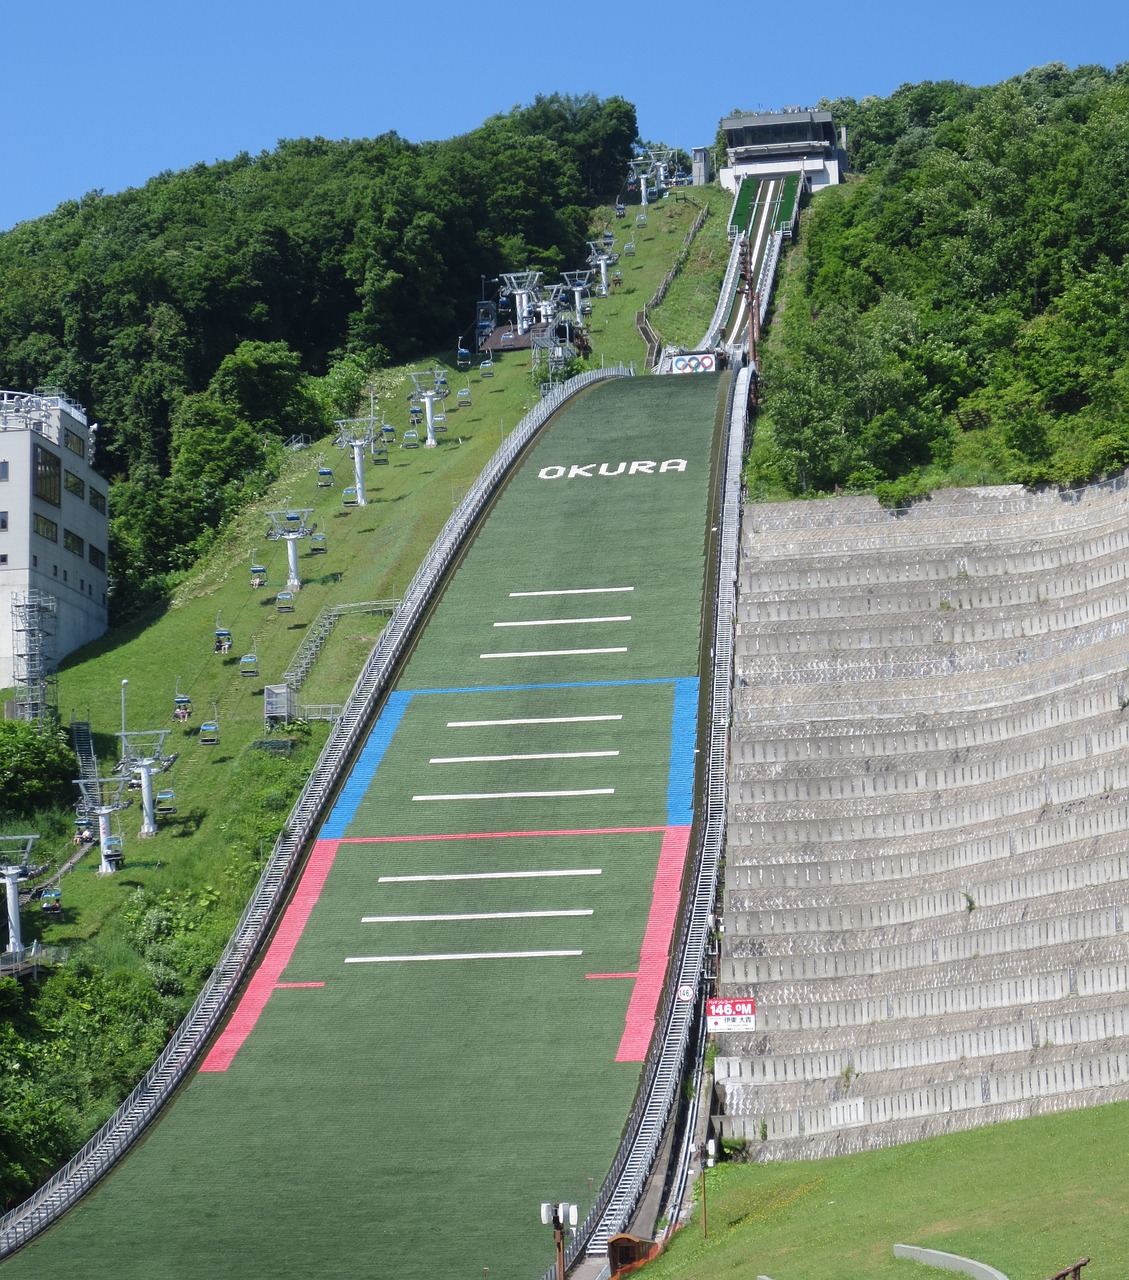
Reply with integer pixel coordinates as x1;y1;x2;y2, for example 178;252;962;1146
0;369;742;1280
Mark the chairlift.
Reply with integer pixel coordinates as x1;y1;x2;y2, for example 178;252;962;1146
239;646;259;677
433;410;446;432
250;562;267;588
156;789;177;816
380;422;397;444
457;384;472;408
200;716;219;746
409;404;424;426
479;357;494;378
317;467;334;487
602;230;615;249
174;678;193;722
276;591;295;612
635;212;648;227
370;442;388;464
615;201;626;219
284;510;301;528
596;282;608;298
214;613;232;654
103;834;125;868
501;329;515;344
457;347;471;371
611;270;623;287
342;486;358;506
40;888;63;918
309;530;328;552
401;429;420;449
624;241;636;257
434;373;449;391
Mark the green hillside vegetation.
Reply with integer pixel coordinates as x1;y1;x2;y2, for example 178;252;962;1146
748;62;1129;504
0;171;711;1206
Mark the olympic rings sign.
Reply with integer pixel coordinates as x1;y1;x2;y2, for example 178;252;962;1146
671;352;716;374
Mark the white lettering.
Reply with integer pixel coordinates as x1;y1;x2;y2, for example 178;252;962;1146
659;459;688;473
539;466;566;479
568;464;595;479
598;462;627;477
629;461;655;475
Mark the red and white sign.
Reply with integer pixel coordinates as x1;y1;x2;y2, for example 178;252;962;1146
706;997;756;1033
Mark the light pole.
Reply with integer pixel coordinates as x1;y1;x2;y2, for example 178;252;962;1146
120;679;129;743
540;1201;578;1280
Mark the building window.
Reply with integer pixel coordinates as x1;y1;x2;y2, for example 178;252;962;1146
34;445;62;507
64;529;84;556
89;487;107;515
64;428;85;458
0;554;7;565
33;513;58;542
0;461;8;481
88;544;106;571
64;470;85;499
0;510;7;531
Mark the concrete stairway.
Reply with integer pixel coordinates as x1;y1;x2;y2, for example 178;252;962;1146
717;476;1129;1158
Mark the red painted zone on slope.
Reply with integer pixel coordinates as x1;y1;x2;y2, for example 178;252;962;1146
198;825;690;1072
613;825;692;1063
199;838;340;1073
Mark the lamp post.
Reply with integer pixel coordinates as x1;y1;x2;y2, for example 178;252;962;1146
120;679;129;743
540;1201;578;1280
699;1138;716;1239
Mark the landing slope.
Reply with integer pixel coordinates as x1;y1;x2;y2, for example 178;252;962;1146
3;374;725;1280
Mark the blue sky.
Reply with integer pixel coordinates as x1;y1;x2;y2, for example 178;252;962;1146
3;0;1126;232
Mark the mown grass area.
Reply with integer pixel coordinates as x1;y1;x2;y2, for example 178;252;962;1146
646;1101;1129;1280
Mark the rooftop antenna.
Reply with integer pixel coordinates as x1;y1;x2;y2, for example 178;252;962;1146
75;775;129;873
500;270;544;337
407;369;452;449
265;499;315;593
335;388;378;506
1;834;40;957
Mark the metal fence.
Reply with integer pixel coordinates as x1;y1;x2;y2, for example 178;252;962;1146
0;364;633;1261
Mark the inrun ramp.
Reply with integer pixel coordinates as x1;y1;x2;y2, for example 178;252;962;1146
2;375;725;1280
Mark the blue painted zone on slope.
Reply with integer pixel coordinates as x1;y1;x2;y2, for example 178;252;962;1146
319;677;699;839
667;677;699;827
320;690;411;838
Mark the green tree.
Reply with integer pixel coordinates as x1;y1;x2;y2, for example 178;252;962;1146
0;722;79;819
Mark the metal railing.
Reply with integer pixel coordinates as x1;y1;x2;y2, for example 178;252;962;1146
0;364;633;1261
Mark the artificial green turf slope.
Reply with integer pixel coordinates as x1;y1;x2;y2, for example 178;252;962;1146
2;374;725;1280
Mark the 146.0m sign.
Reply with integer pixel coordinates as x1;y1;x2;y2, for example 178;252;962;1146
706;998;756;1032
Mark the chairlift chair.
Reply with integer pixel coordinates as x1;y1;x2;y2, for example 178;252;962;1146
317;467;334;487
103;834;125;868
457;347;471;371
434;373;449;391
409;404;424;426
309;530;328;552
596;282;608;298
156;789;177;816
40;888;63;918
239;650;259;677
615;201;626;219
214;627;233;655
401;429;420;448
479;357;494;377
342;486;358;506
635;212;648;227
602;230;615;248
276;591;295;612
370;442;388;464
433;410;446;431
250;562;267;588
200;719;220;745
624;241;636;257
380;422;397;444
174;678;193;722
457;384;472;408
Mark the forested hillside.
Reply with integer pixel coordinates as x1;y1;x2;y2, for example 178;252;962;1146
752;62;1129;502
0;94;636;612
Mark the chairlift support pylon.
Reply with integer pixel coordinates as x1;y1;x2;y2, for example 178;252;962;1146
265;501;315;593
335;387;379;507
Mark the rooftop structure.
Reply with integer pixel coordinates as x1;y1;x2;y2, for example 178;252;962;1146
719;107;845;195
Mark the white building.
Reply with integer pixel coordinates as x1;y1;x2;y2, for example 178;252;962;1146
719;108;846;195
0;389;109;695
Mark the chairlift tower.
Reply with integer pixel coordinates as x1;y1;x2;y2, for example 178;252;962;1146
76;776;130;874
1;834;39;957
265;505;315;592
561;270;593;317
500;271;543;337
407;369;451;449
586;241;619;292
335;414;377;507
118;729;173;837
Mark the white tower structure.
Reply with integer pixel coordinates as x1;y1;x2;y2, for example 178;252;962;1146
586;241;619;292
407;370;452;450
119;729;173;837
561;270;593;318
500;271;544;337
335;419;375;507
265;506;315;592
76;776;129;874
0;835;39;957
0;389;109;691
